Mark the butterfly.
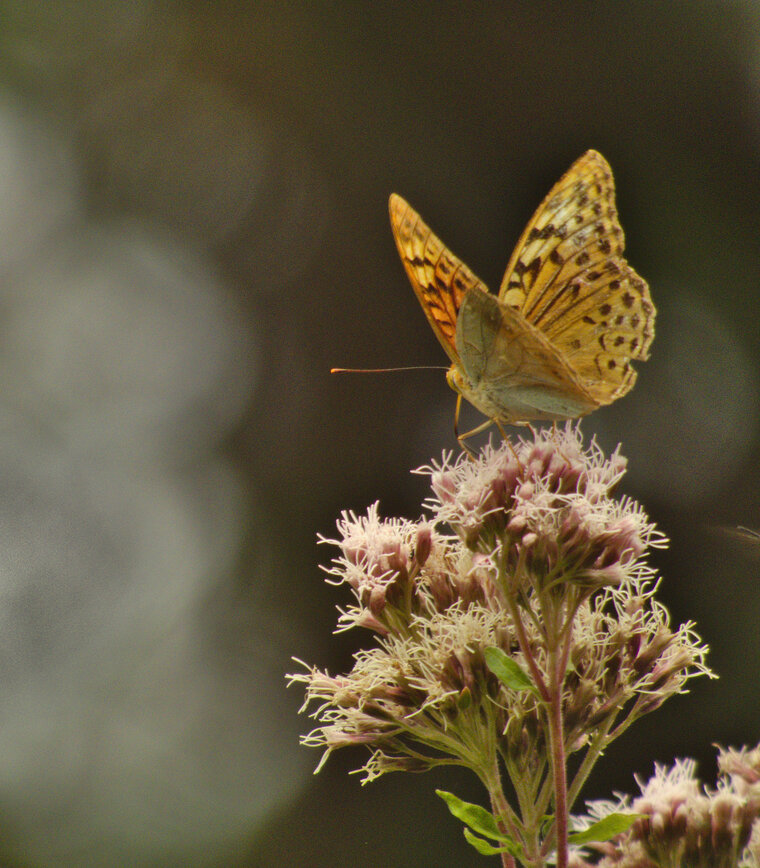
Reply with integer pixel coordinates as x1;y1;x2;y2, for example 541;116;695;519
389;150;655;445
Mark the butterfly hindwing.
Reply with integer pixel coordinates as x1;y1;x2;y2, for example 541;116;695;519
456;288;597;422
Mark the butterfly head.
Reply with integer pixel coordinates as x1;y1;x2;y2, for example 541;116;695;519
446;364;489;418
446;365;467;397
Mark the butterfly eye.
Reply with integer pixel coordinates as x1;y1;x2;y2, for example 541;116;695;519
446;367;464;394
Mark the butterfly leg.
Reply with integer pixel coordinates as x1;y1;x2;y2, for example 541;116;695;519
454;394;474;458
457;418;495;457
493;419;530;467
495;419;510;441
454;394;491;458
492;419;523;464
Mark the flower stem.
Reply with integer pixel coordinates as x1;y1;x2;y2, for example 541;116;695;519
567;716;614;808
487;786;517;868
546;647;569;868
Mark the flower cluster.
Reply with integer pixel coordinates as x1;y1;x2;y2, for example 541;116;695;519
425;428;661;592
569;743;760;867
290;426;711;793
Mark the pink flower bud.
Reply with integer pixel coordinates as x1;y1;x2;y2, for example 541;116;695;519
414;524;432;566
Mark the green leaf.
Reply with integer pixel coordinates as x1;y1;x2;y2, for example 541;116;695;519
436;790;505;841
484;647;539;696
463;827;522;858
568;812;642;845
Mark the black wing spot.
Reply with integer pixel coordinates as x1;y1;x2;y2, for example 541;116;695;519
525;257;542;285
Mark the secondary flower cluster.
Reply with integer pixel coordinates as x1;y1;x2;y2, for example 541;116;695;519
569;743;760;867
426;429;660;591
290;426;711;784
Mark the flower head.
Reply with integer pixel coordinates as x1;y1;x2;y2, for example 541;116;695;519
420;425;663;593
290;427;710;787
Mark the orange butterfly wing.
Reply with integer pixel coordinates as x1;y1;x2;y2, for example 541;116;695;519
497;150;655;404
388;193;487;366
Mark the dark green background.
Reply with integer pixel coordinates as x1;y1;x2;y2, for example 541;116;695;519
1;3;758;866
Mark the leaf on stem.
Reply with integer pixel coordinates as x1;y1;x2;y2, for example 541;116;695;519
568;812;642;845
436;790;505;840
463;828;522;857
484;647;539;696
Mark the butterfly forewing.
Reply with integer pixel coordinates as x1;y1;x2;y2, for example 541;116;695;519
389;193;487;365
497;150;655;404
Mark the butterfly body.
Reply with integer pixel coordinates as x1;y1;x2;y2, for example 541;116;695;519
389;151;655;431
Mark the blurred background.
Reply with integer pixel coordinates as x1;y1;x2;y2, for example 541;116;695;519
0;3;757;866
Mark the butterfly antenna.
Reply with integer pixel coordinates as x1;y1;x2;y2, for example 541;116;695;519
331;366;448;374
